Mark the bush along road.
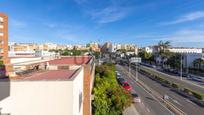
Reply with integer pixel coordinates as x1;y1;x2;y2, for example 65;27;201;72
139;67;204;107
92;63;132;115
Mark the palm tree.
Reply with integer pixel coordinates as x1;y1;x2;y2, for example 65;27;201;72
158;40;171;53
156;41;171;67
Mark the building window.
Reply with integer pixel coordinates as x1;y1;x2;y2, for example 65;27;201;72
0;25;3;29
79;92;82;112
0;17;3;22
0;40;4;44
0;32;3;36
0;48;3;53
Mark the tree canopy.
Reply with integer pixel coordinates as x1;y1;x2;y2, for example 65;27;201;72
93;64;132;115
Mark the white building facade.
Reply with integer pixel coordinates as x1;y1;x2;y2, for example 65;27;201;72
169;48;202;54
0;68;84;115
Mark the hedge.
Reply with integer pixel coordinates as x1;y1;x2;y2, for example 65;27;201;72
172;83;179;89
139;66;204;101
191;91;204;100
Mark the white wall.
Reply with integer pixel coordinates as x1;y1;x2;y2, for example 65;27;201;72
10;57;42;64
169;48;202;54
183;53;203;68
0;69;84;115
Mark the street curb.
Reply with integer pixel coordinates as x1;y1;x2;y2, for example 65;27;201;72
123;104;139;115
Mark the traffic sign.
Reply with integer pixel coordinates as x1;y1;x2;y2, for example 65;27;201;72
130;57;141;63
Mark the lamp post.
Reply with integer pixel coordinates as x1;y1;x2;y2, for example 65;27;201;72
129;57;141;81
135;62;138;81
180;54;183;80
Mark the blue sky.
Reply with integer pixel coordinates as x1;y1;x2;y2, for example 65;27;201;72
1;0;204;47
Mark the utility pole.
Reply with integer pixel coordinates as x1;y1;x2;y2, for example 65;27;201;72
136;62;138;81
180;54;183;80
129;62;131;77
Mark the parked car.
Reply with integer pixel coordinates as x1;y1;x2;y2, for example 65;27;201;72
117;78;126;84
177;72;189;77
117;75;122;79
132;93;141;103
116;72;121;76
122;82;132;91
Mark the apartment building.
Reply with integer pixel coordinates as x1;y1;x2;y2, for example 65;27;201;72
89;42;100;52
169;47;202;54
0;13;11;76
144;46;153;53
0;56;95;115
182;53;204;68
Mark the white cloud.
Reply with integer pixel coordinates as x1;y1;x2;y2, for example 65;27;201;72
160;11;204;25
89;6;129;24
46;23;57;28
74;0;132;24
166;29;204;42
10;19;27;28
136;29;204;44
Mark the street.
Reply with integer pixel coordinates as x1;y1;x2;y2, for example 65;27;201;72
141;65;204;94
116;65;174;115
117;64;204;115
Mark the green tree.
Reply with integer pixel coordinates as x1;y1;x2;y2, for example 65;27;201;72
157;41;172;67
93;64;132;115
166;53;180;69
193;58;204;70
138;51;152;62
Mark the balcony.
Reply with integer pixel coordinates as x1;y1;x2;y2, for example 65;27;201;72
0;32;3;37
0;25;3;29
0;17;3;23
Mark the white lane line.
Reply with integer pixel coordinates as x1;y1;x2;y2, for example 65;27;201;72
142;66;204;89
118;66;175;115
129;76;174;114
147;108;150;112
185;99;197;106
141;102;144;106
172;99;182;106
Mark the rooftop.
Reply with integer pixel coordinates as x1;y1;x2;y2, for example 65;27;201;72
7;69;78;81
47;56;91;65
11;56;92;66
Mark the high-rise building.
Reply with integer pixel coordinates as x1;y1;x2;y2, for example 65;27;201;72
0;13;10;76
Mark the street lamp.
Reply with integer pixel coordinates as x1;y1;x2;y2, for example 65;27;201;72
129;57;141;81
180;54;183;80
135;62;138;81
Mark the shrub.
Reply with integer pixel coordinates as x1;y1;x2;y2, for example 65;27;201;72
183;88;191;94
191;91;204;100
93;63;132;115
172;83;179;89
164;80;171;85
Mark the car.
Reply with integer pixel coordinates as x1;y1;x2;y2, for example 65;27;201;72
177;72;189;77
116;72;121;76
151;65;156;68
122;82;132;91
117;75;122;79
117;78;126;84
132;93;141;103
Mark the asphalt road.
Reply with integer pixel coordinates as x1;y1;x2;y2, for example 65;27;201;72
120;65;204;115
116;65;173;115
141;65;204;94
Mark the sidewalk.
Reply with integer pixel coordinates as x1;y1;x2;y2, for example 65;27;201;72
123;104;139;115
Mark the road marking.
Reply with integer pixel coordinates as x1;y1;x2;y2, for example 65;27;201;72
142;66;204;90
185;99;197;106
172;99;182;106
118;65;178;115
141;102;144;106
